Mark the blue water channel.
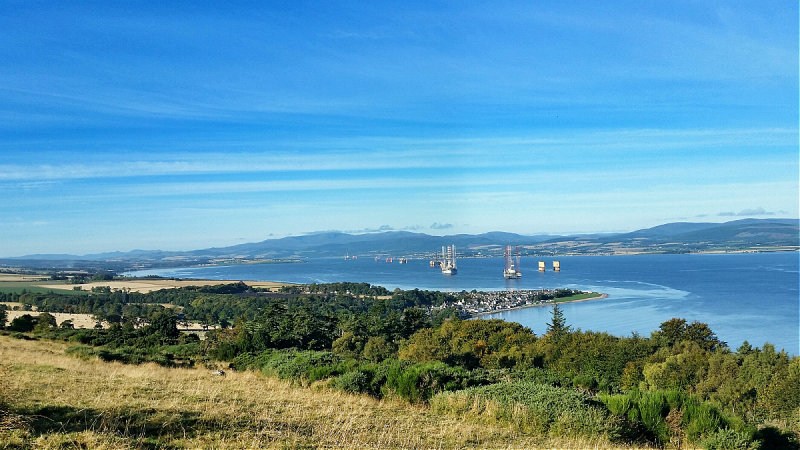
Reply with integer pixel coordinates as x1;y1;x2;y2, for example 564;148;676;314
126;252;800;355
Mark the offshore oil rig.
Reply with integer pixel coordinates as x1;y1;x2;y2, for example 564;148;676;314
503;245;522;279
431;245;458;275
441;245;457;275
537;260;561;271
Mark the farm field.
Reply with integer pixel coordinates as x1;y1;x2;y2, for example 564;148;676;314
3;310;100;330
0;274;49;283
35;279;289;294
0;274;289;295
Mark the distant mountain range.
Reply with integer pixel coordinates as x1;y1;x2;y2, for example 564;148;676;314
2;218;797;271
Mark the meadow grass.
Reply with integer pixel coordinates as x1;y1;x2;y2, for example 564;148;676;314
0;335;647;449
0;283;85;296
553;292;605;303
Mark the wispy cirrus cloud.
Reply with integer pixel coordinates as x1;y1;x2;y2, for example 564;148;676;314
718;207;775;217
0;127;793;182
430;222;454;230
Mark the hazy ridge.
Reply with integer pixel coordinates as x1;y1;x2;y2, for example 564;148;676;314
2;218;797;270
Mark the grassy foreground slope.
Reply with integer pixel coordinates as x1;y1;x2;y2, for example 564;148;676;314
0;336;648;449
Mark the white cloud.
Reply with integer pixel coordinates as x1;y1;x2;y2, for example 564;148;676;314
737;207;774;216
0;127;793;181
430;222;454;230
718;207;777;217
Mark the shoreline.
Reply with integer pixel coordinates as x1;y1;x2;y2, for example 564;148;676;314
470;293;609;318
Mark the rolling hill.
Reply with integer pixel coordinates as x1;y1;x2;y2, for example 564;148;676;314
1;219;796;270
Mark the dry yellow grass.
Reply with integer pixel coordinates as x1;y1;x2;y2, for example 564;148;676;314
0;274;48;282
2;309;218;331
0;302;23;309
37;279;289;294
0;336;647;449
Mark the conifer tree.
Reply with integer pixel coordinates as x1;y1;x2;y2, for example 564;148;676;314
546;304;570;337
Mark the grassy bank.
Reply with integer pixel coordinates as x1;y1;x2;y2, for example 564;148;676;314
0;335;645;449
553;291;606;303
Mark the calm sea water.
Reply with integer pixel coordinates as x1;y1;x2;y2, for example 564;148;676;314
126;252;799;355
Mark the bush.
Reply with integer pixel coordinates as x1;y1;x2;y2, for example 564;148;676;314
431;381;624;441
65;345;97;360
385;361;487;404
602;394;633;417
362;336;395;362
703;428;757;450
160;342;202;361
230;352;256;371
600;390;743;447
636;392;670;443
572;374;597;391
308;364;339;382
514;367;573;387
335;370;371;394
212;341;240;361
362;358;413;398
257;350;343;384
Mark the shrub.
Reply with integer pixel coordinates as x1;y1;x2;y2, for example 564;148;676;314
334;370;371;394
602;394;633;417
65;345;97;360
600;390;744;447
362;336;395;362
230;352;257;371
385;361;486;404
637;392;670;443
514;367;573;387
572;374;597;391
703;428;757;450
258;350;342;384
365;358;413;398
431;381;624;441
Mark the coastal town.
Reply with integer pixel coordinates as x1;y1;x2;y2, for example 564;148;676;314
434;288;605;317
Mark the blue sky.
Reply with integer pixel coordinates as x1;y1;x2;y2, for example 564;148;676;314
1;1;797;256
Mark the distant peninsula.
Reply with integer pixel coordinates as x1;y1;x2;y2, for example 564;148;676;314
447;289;608;317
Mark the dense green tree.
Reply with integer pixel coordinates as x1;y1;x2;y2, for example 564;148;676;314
401;307;430;339
642;341;709;391
149;310;179;343
651;318;725;352
332;331;365;359
737;340;754;355
34;312;57;332
546;304;570;338
653;318;686;347
362;336;396;362
685;321;725;351
9;314;37;332
400;319;537;369
105;313;122;325
759;358;800;420
538;330;655;392
38;312;57;327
